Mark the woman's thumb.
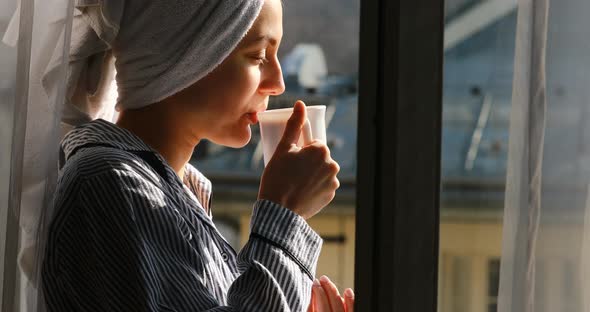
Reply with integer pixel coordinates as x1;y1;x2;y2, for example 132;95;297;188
278;101;307;149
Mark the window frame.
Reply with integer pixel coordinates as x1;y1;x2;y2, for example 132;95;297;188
354;1;444;311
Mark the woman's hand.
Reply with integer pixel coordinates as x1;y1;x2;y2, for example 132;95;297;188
307;275;354;312
258;101;340;219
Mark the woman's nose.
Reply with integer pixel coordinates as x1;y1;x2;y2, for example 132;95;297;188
259;59;286;96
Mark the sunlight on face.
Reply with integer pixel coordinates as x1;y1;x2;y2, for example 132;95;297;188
163;0;286;148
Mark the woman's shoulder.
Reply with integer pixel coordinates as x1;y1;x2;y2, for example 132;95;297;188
59;145;163;190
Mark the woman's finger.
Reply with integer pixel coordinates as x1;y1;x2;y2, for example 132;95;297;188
307;287;316;312
343;288;355;312
319;275;345;312
278;101;307;150
313;279;331;312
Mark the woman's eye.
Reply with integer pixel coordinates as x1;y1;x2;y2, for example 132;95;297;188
249;52;269;65
253;56;269;65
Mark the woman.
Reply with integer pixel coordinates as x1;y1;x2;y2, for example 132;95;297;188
41;0;353;311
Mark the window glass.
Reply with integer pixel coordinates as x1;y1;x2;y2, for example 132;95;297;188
191;0;359;291
439;1;517;311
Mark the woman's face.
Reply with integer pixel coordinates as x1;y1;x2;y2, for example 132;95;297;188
171;0;285;148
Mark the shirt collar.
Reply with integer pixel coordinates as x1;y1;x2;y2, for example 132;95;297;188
62;119;213;213
62;118;154;160
183;164;213;216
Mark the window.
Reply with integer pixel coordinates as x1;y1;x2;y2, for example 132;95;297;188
355;0;444;310
439;255;502;312
487;258;500;312
440;254;472;312
191;0;360;292
439;1;517;311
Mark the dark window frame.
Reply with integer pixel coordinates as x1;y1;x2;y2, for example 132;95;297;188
354;1;444;311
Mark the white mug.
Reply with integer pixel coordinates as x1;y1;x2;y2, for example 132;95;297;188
257;105;327;166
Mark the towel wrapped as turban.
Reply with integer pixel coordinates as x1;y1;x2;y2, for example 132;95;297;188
58;0;264;125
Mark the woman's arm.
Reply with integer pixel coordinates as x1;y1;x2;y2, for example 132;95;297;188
43;168;321;312
229;199;322;310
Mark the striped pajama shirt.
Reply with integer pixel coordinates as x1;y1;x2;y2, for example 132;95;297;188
42;119;322;311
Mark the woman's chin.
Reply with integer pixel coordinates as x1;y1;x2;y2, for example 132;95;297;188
214;126;252;148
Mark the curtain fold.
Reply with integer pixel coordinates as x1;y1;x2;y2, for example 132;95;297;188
2;0;74;311
498;1;548;311
4;0;34;309
499;0;590;311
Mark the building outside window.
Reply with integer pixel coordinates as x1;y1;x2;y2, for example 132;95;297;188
487;258;500;312
439;1;515;311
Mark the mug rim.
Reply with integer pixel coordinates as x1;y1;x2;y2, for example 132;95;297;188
258;105;326;120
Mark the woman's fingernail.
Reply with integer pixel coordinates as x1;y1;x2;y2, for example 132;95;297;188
320;275;330;283
313;278;321;287
344;288;355;298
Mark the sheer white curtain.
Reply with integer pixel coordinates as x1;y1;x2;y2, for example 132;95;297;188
499;0;590;311
1;0;74;311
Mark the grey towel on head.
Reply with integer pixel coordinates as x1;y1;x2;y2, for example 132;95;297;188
55;0;264;125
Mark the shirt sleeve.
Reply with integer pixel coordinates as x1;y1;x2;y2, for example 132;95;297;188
42;169;322;312
228;199;323;311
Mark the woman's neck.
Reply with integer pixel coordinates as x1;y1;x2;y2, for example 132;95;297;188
115;104;200;181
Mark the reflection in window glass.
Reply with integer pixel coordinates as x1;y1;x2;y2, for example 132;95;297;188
191;1;359;291
439;1;517;311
